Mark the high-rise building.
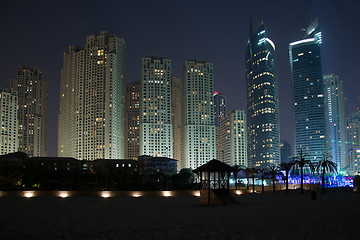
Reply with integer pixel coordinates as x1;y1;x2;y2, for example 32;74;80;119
218;110;248;167
214;91;227;161
324;74;347;172
58;31;126;160
171;76;182;168
245;19;280;168
140;56;173;158
219;115;230;164
280;140;292;163
289;19;326;161
229;110;248;167
0;88;18;155
126;81;140;160
346;111;360;174
182;59;216;169
10;66;47;157
214;92;227;127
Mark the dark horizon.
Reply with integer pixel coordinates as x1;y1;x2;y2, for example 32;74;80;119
1;0;360;157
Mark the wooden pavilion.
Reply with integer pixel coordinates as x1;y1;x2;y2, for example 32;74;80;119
193;159;237;205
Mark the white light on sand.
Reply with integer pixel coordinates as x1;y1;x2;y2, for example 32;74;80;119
162;191;172;197
24;191;34;198
58;191;69;198
194;191;200;197
132;193;142;198
235;190;242;195
101;191;111;198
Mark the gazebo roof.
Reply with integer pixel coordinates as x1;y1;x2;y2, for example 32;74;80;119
193;159;235;173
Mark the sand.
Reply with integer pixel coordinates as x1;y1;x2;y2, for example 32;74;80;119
0;190;359;240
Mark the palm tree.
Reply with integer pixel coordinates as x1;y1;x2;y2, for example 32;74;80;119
244;168;252;190
233;165;244;190
266;165;284;193
291;150;314;193
245;167;259;193
316;153;337;193
258;169;267;193
280;162;293;193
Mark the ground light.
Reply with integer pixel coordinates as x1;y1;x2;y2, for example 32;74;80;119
23;191;35;198
194;191;200;197
101;191;111;198
235;190;242;195
132;192;142;198
162;191;172;197
58;191;69;198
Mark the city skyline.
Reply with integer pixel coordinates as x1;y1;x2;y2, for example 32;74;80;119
1;1;360;156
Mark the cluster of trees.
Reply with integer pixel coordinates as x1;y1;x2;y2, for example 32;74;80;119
0;160;197;191
234;150;338;194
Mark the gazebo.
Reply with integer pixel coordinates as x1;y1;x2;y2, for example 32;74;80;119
193;159;236;205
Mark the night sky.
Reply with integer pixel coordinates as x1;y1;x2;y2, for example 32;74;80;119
1;0;359;157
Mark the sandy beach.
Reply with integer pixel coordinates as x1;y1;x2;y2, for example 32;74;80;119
0;190;359;240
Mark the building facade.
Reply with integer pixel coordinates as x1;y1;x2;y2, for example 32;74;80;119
182;59;216;169
324;74;347;172
58;31;126;160
245;20;280;168
140;56;173;158
126;81;140;160
289;19;326;161
171;76;182;168
0;88;18;155
229;110;248;167
10;66;47;157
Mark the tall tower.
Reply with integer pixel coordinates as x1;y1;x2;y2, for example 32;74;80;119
0;88;18;155
245;19;280;168
214;92;227;127
140;56;173;158
126;81;140;160
172;76;182;168
347;111;360;175
182;59;216;169
10;66;48;157
289;19;326;161
58;31;126;160
324;74;347;172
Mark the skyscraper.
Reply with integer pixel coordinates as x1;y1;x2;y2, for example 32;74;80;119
214;92;227;127
346;111;360;174
324;74;347;172
245;19;280;168
0;88;18;155
140;56;173;158
126;81;140;160
229;110;248;167
289;19;326;161
10;66;47;157
171;76;182;168
182;59;216;169
58;31;126;160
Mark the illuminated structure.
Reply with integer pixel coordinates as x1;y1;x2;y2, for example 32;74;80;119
182;59;216;169
0;88;18;155
58;31;126;160
289;18;326;161
324;74;347;172
10;66;48;157
171;76;182;168
214;92;227;127
214;91;227;161
346;111;360;174
126;81;140;160
140;56;173;158
218;110;248;166
245;19;280;168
